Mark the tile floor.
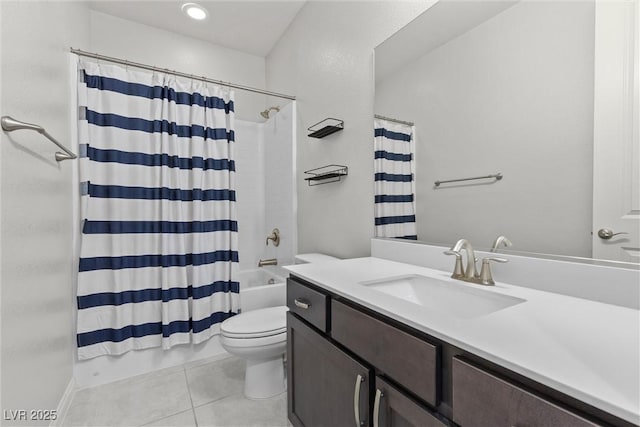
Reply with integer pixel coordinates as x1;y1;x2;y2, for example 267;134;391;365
63;355;290;427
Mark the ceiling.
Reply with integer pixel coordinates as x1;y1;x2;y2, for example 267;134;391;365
88;1;306;57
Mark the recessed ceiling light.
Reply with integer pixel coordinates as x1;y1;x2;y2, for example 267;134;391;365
182;3;208;21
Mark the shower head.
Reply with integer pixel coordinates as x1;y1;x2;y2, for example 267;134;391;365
260;106;280;119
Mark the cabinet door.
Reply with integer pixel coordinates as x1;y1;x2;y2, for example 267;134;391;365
288;312;370;427
372;377;447;427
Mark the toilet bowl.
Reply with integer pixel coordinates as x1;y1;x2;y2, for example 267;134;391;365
220;306;288;399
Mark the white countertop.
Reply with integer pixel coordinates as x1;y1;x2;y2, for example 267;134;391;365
284;257;640;425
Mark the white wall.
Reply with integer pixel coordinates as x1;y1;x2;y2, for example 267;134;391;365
0;1;90;424
88;11;268;122
236;102;297;271
263;102;297;266
235;121;266;271
265;1;433;259
375;1;595;257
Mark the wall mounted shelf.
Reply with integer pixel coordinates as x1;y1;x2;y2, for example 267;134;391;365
307;118;344;138
304;165;348;186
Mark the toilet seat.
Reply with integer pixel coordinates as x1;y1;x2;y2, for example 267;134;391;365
221;306;288;339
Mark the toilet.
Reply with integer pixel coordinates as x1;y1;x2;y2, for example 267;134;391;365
220;253;339;399
220;306;288;399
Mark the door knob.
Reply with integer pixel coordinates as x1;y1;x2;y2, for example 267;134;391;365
597;228;629;240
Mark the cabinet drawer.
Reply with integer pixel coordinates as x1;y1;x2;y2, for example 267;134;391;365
331;300;439;407
374;376;446;427
287;278;328;332
452;357;600;427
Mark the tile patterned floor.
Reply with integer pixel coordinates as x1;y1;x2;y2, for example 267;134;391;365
63;356;289;427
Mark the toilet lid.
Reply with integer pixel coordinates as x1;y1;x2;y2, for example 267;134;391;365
221;306;288;338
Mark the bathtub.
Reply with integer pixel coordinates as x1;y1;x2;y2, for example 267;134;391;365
238;267;287;313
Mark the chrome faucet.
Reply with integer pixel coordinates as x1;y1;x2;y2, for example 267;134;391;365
258;258;278;267
490;235;512;252
450;239;477;279
445;238;508;286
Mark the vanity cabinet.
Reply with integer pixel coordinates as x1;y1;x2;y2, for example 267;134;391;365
287;278;370;427
287;310;370;427
287;277;443;427
287;276;627;427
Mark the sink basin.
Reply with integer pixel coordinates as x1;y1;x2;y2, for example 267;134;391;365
359;274;526;319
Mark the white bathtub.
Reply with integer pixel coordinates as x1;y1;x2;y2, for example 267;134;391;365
238;267;287;313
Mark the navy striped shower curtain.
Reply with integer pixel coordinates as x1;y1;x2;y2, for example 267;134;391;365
374;118;417;240
76;60;239;360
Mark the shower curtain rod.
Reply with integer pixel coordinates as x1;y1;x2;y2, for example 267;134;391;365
374;114;414;127
70;48;296;101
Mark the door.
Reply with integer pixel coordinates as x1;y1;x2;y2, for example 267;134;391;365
372;376;446;427
287;312;370;427
593;0;640;262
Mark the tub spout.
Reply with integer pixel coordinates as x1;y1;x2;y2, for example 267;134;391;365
258;258;278;267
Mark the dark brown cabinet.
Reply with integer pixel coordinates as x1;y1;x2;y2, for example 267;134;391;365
452;357;599;427
287;312;370;427
287;276;627;427
373;376;446;427
332;300;439;407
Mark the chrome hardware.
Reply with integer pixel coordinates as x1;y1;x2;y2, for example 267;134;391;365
597;228;629;240
294;299;310;310
434;172;502;187
451;239;477;279
266;228;280;246
444;250;464;279
373;389;384;427
353;374;365;427
478;257;509;286
1;116;77;161
447;239;508;286
490;235;512;252
257;258;277;267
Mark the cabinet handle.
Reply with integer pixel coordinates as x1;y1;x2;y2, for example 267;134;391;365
294;298;310;309
373;389;384;427
353;374;365;427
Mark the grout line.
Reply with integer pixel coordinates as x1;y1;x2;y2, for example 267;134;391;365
139;409;193;427
183;366;199;427
191;392;245;410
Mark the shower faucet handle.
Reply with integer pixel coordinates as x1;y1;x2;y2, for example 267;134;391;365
266;228;280;247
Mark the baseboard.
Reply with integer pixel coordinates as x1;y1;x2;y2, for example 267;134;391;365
50;378;75;427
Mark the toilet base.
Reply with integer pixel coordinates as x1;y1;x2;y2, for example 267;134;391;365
244;356;285;399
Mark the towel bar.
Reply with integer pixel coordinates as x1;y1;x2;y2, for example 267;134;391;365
434;173;502;187
1;116;77;162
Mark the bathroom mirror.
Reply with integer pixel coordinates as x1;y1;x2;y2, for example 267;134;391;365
374;0;639;265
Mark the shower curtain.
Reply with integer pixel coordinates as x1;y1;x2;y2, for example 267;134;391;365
76;60;239;360
374;118;417;240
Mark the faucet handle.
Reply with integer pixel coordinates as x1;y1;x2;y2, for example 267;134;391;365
444;250;464;279
478;257;508;286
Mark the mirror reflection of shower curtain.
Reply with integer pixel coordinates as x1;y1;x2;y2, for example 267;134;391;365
373;118;417;240
76;60;239;360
